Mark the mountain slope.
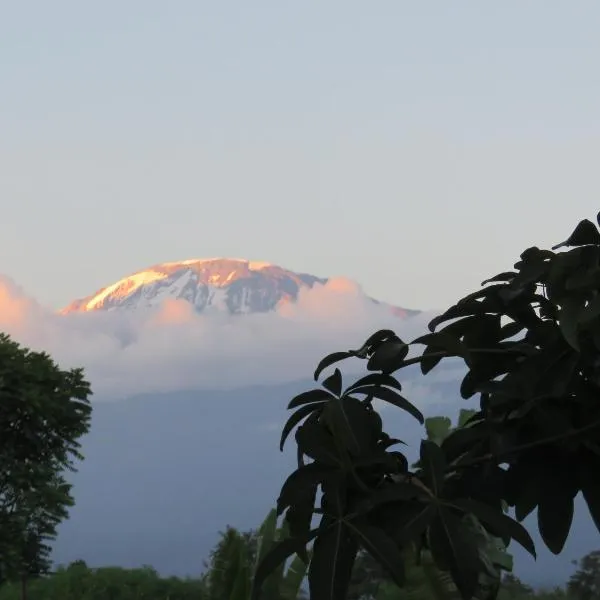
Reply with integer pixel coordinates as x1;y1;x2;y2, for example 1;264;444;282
52;376;597;587
61;258;415;316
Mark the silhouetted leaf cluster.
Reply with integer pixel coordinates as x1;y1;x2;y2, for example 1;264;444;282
253;215;600;600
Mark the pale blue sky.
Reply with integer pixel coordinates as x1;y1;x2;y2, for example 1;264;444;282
1;1;599;310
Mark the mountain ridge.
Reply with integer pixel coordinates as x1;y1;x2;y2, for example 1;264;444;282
61;257;417;317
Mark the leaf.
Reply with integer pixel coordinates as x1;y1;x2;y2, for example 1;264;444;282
295;418;341;466
349;385;424;424
558;297;583;351
425;416;452;446
353;329;397;358
384;501;437;546
343;373;402;395
322;369;343;397
353;481;429;515
321;397;373;457
552;218;600;250
344;520;406;588
537;475;575;555
451;498;536;559
308;519;358;600
277;463;334;516
419;440;446;497
428;507;481;600
288;389;335;410
413;332;470;360
314;352;354;381
481;272;518;285
282;551;311;600
420;345;444;375
281;404;323;451
251;529;320;600
366;339;409;373
256;508;279;566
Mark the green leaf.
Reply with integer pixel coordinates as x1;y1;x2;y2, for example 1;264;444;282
322;369;343;397
481;272;518;285
353;330;397;358
366;339;409;373
420;345;444;375
558;297;583;350
344;520;406;589
343;373;403;395
281;551;311;600
281;404;323;451
288;389;334;410
385;501;437;546
552;218;600;250
537;477;575;555
413;332;470;360
295;417;341;466
419;440;446;497
428;507;481;600
425;416;452;446
451;499;536;559
251;529;320;600
314;352;354;381
349;385;424;424
308;519;358;600
256;509;279;566
321;397;373;457
277;463;334;516
353;482;429;515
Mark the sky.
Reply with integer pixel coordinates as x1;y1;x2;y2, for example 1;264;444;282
2;1;600;311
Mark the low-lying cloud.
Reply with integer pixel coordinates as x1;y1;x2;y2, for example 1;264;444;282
0;275;440;399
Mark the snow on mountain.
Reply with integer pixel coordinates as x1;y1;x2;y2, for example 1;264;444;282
61;258;415;317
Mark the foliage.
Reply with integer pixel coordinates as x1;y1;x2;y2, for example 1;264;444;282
0;334;92;585
0;561;208;600
207;510;309;600
252;215;600;600
567;549;600;600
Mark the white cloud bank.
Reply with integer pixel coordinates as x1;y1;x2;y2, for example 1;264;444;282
0;275;440;400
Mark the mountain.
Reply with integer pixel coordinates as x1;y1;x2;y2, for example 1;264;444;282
52;374;597;588
60;258;416;316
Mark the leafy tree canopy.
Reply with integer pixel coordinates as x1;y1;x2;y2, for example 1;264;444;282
0;334;92;584
252;215;600;600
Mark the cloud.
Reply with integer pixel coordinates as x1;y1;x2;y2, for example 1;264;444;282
0;275;441;400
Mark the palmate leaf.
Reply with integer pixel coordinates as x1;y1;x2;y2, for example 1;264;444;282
353;481;429;516
344;373;403;394
419;440;446;497
537;477;575;555
308;518;359;600
295;416;342;466
321;397;374;457
252;528;320;600
366;338;409;373
277;463;334;516
450;499;536;558
383;501;437;546
552;218;600;250
281;404;324;451
314;352;355;381
428;507;481;600
288;389;335;409
322;369;343;397
345;519;406;589
348;385;424;424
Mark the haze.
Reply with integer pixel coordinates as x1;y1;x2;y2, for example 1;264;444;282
2;2;600;311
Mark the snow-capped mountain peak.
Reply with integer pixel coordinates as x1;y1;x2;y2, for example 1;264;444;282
61;258;414;317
